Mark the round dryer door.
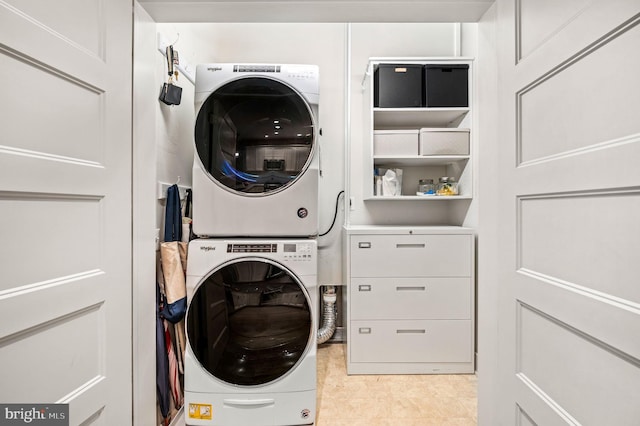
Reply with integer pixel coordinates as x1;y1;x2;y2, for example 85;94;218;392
186;259;313;386
194;77;316;195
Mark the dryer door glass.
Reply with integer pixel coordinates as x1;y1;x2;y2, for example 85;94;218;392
187;260;312;386
195;77;315;195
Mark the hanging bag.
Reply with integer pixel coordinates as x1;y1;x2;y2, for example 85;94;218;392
160;184;188;322
159;45;182;106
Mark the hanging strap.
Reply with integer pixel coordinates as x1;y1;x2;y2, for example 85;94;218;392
165;45;175;78
184;189;193;218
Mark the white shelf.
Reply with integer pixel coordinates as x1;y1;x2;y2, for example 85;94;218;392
374;107;469;129
373;155;469;167
365;195;472;201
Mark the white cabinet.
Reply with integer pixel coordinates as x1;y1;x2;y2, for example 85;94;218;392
344;226;475;374
363;58;473;200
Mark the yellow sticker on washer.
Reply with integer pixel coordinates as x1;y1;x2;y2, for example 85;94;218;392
188;403;213;420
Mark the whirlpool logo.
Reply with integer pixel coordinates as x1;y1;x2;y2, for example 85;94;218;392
200;246;216;252
1;404;68;425
207;66;222;72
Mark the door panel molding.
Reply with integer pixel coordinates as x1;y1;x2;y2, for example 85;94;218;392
515;269;640;363
0;272;105;341
0;302;106;403
516;15;640;165
0;1;106;88
516;189;640;302
515;373;579;426
58;375;107;425
1;0;106;61
516;302;640;424
516;0;592;62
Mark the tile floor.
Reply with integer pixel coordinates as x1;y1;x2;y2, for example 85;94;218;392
315;343;477;426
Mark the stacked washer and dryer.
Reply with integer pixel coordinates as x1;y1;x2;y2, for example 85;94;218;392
185;64;320;426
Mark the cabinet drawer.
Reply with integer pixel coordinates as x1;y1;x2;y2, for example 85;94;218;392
350;234;471;277
350;320;472;363
350;277;470;320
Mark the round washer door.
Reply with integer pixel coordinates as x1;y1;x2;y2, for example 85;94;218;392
186;259;313;386
194;77;316;195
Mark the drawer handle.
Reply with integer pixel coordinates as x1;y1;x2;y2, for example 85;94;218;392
395;243;426;249
358;242;372;248
396;286;426;291
223;398;275;407
358;284;372;292
396;329;426;334
359;327;372;334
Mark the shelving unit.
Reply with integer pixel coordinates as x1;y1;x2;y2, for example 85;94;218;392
344;58;476;376
362;57;473;201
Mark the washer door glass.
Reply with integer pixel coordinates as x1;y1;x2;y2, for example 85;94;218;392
187;260;312;386
195;77;315;195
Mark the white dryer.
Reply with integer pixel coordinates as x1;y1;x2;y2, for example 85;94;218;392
193;63;320;237
184;238;317;426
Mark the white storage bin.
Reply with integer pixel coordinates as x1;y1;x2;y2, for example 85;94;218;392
419;128;469;155
374;129;419;156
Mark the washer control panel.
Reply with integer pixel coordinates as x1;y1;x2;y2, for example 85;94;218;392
225;242;314;261
227;243;277;253
283;242;313;262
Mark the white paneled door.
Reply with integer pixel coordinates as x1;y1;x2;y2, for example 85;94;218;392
0;1;133;425
492;0;640;424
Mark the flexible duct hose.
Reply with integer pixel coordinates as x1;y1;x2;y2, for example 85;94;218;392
317;286;337;345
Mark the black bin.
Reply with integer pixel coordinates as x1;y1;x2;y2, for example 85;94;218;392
374;64;424;108
424;64;469;107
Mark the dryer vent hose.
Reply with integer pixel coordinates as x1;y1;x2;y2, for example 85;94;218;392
317;286;337;345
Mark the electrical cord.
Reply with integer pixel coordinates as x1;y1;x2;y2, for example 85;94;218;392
319;190;345;237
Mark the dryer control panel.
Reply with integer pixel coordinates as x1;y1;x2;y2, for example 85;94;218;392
233;64;281;73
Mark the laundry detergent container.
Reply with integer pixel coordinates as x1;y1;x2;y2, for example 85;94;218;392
424;64;469;107
419;128;469;155
374;64;424;108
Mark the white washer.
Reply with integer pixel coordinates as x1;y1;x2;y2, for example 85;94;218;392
193;63;320;237
184;238;317;426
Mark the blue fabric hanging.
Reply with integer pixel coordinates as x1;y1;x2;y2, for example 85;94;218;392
164;184;182;243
